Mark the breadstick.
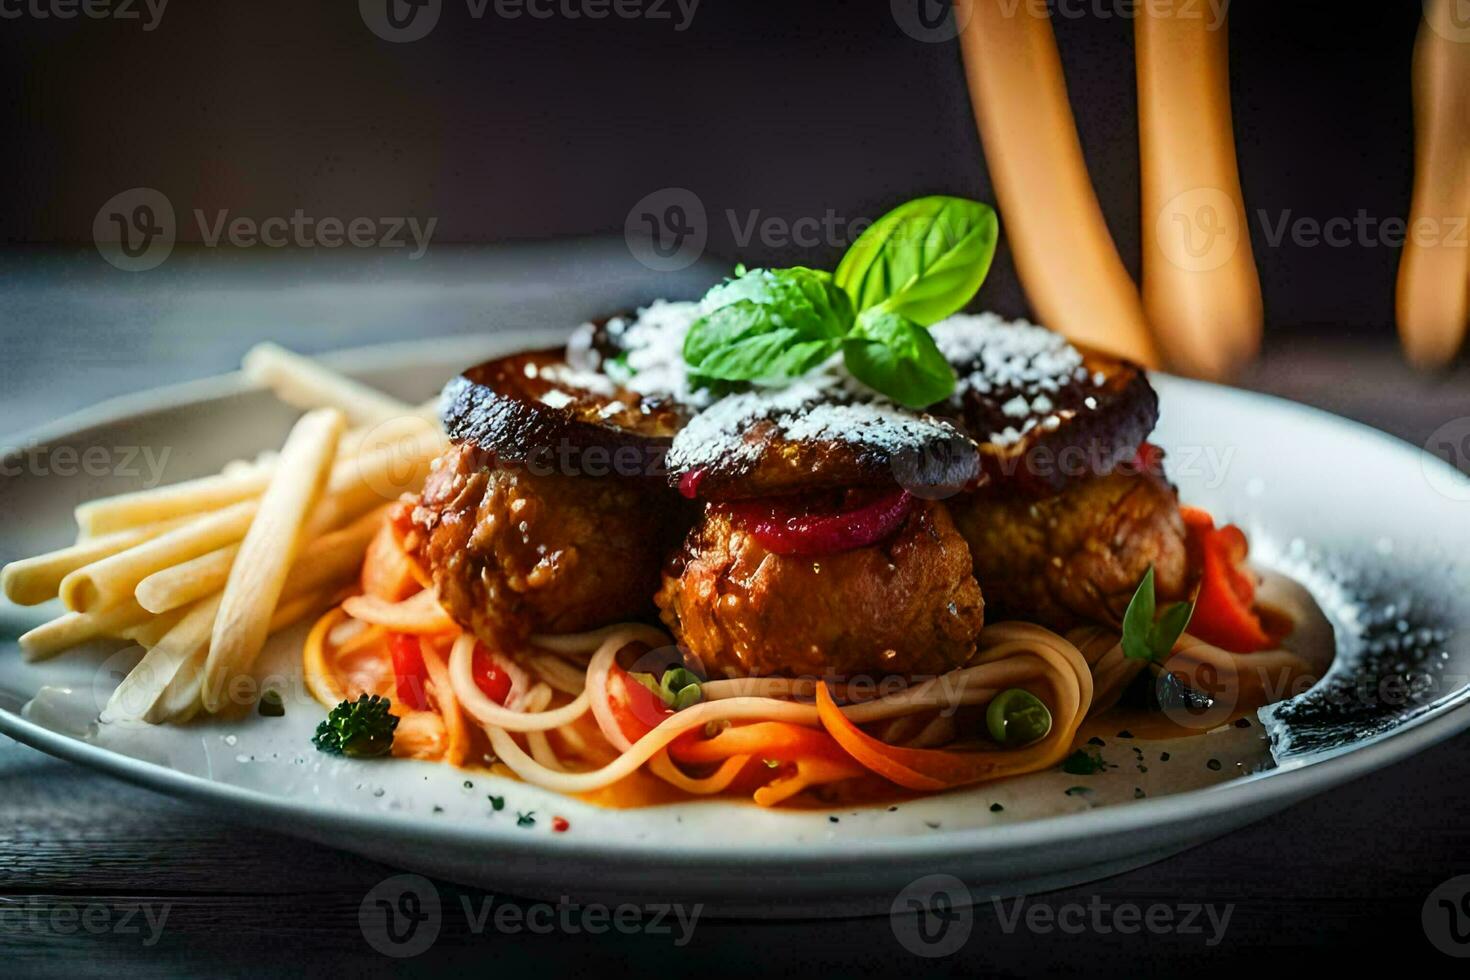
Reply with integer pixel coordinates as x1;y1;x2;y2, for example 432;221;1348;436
1136;7;1263;379
956;0;1159;365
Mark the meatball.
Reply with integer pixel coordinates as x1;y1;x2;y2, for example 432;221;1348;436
950;470;1192;631
654;499;986;679
408;443;681;644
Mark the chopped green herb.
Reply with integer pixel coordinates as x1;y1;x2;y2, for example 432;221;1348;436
258;689;285;717
516;811;536;827
311;694;398;758
762;758;781;769
488;795;505;811
1061;748;1107;775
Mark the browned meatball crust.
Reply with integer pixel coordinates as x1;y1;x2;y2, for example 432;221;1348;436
408;443;681;644
950;470;1193;632
654;499;986;679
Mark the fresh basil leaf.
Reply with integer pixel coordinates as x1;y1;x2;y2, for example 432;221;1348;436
1154;599;1196;657
683;267;852;383
841;308;956;409
835;196;999;326
1121;566;1158;662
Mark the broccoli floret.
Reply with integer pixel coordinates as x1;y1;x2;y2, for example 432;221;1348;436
312;694;399;758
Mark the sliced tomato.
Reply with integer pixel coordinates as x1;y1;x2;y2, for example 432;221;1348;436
604;663;672;744
471;645;514;705
1181;507;1275;653
388;632;431;711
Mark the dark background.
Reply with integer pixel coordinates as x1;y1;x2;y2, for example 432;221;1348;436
3;1;1469;976
0;0;1430;343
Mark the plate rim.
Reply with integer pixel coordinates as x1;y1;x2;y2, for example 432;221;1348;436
3;334;1469;868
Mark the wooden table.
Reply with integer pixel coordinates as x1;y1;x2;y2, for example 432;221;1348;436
3;245;1468;975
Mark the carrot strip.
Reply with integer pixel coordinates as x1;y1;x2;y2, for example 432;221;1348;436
361;520;421;601
420;642;470;767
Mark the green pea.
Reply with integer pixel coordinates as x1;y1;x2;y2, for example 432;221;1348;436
986;689;1052;747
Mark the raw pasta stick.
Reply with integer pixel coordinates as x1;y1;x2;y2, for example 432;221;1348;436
149;589;333;724
101;596;220;722
2;514;201;606
243;342;415;426
75;468;272;538
58;500;259;613
1397;0;1470;368
201;408;345;713
135;505;387;614
1136;7;1263;379
956;0;1159;366
17;599;152;662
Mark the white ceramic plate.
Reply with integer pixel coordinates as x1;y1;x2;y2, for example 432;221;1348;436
3;331;1469;917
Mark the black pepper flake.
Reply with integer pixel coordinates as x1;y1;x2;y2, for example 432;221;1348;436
828;816;839;824
989;803;1004;813
924;821;941;830
1206;758;1223;771
462;780;473;790
1160;752;1171;762
1065;786;1091;796
888;806;899;812
1116;730;1134;739
1234;717;1252;729
432;805;444;814
1087;736;1106;747
1137;764;1149;773
1133;788;1146;799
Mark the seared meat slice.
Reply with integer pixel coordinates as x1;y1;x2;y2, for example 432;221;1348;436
408;443;683;643
654;499;985;679
950;470;1193;631
928;314;1159;492
664;383;982;501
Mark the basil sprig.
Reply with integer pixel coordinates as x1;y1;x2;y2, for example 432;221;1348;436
681;196;999;410
1121;566;1196;663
